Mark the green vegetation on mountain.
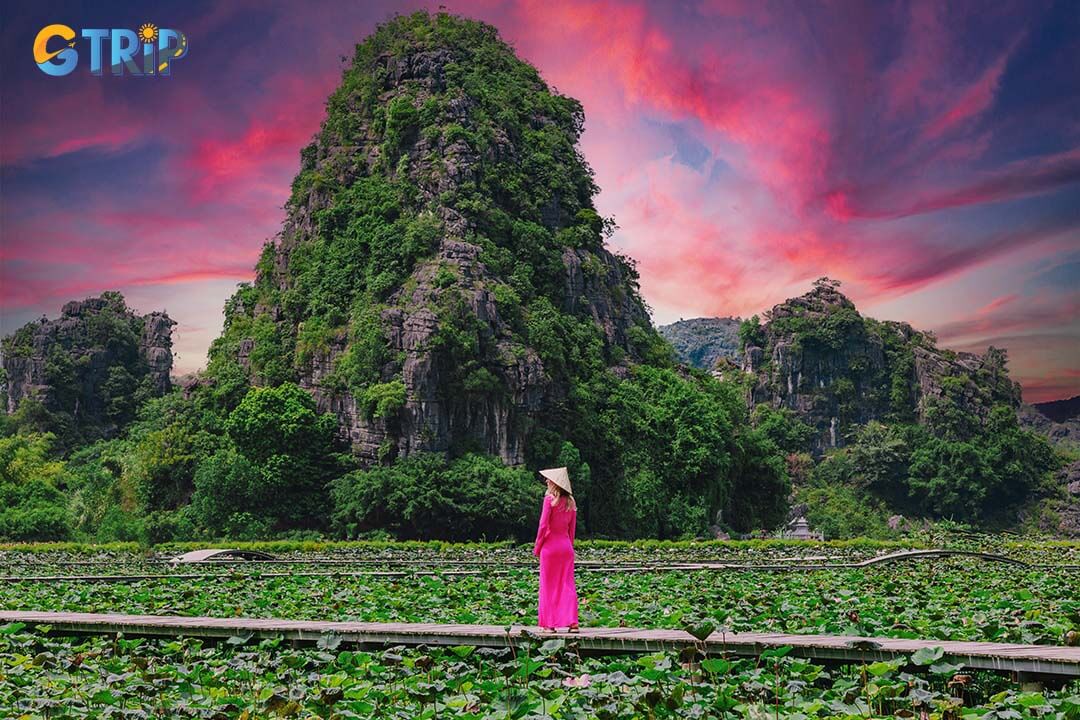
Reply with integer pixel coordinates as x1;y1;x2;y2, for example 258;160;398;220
734;279;1063;530
209;12;623;395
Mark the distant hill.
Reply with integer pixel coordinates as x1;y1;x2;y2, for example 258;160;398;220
658;317;741;370
1033;395;1080;423
1019;403;1080;449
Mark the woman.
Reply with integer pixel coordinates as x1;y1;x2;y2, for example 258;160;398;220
533;466;579;633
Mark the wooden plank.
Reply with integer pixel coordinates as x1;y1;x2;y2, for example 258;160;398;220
0;570;508;582
1;610;1076;678
171;549;276;563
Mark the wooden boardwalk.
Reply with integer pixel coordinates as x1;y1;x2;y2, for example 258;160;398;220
2;610;1077;679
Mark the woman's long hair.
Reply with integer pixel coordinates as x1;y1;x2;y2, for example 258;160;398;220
547;483;576;511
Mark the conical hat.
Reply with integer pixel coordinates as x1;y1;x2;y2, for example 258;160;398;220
539;466;572;495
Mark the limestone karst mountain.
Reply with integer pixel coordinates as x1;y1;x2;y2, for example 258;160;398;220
205;12;663;466
675;281;1023;455
1018;403;1080;448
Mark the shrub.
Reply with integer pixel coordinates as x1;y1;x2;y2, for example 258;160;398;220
331;452;541;540
95;506;144;543
360;380;408;419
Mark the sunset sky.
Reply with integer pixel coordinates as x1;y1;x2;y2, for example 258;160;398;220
2;0;1078;402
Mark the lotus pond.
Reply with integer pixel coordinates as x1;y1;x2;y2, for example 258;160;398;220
0;540;1077;718
3;623;1080;720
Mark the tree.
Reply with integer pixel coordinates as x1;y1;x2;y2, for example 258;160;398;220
196;383;346;532
738;315;766;351
751;406;815;454
908;438;994;519
563;366;788;538
226;383;338;464
726;428;790;533
190;448;260;532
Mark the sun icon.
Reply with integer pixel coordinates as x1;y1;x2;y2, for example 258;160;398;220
138;23;158;44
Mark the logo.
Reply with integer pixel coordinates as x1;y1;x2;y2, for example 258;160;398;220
34;23;188;76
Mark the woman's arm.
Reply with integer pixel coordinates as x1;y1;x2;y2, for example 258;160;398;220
569;508;576;545
533;495;552;557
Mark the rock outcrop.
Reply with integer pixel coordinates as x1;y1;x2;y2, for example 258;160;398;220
659;317;742;371
209;12;657;466
298;238;558;464
2;293;175;443
1029;460;1080;537
740;282;1022;454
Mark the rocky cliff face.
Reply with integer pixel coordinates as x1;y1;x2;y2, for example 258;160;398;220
209;12;656;465
2;293;175;444
741;282;1022;454
1054;460;1080;537
659;317;742;371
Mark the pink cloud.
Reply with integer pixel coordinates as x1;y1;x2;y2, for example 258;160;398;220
923;45;1013;140
0;84;147;165
181;70;336;202
976;293;1020;316
0;260;256;310
831;149;1080;221
934;293;1079;344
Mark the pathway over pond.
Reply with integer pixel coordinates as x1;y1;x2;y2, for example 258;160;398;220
2;610;1076;680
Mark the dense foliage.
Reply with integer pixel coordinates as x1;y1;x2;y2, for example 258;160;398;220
0;433;72;541
331;452;541;540
800;404;1059;527
553;367;789;537
8;381;349;545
